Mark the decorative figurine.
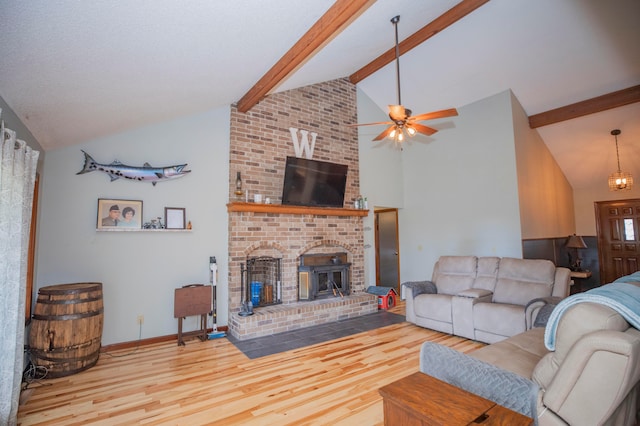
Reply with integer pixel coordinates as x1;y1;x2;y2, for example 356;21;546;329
77;150;190;185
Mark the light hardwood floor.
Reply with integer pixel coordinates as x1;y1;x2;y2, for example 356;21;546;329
18;303;484;425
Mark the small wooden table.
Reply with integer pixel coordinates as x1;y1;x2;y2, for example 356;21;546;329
379;372;532;426
570;270;592;293
174;285;212;346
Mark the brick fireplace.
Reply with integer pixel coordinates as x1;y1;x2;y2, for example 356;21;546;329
226;78;377;340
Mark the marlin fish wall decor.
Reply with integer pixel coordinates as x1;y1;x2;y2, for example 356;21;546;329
77;151;191;185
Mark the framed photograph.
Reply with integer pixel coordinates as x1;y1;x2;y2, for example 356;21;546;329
165;207;186;229
97;199;143;230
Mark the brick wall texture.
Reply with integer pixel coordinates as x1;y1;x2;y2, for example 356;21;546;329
227;78;374;339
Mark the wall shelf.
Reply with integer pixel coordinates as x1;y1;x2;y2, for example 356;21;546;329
227;202;368;217
96;228;192;232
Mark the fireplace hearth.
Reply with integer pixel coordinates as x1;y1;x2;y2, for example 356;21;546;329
298;253;350;301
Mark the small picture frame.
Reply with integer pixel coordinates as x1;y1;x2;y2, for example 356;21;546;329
165;207;186;229
97;199;143;230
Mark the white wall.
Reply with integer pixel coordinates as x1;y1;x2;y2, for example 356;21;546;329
357;88;405;288
358;90;524;283
401;91;523;281
36;107;230;345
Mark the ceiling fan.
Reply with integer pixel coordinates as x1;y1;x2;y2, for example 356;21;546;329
351;15;458;144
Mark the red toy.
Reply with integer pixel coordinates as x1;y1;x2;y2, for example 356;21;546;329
366;286;398;310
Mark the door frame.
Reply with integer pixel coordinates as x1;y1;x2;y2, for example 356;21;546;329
374;208;400;292
594;198;640;283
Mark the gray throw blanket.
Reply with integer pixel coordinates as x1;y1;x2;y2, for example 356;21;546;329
420;342;538;424
545;282;640;351
402;280;437;297
525;296;562;328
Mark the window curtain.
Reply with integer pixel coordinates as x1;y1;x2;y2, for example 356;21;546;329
0;115;39;425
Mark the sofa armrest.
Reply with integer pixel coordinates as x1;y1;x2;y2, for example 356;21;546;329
534;330;640;426
402;281;437;324
420;342;539;419
525;296;562;329
552;267;571;298
402;281;437;297
457;288;493;299
451;291;494;340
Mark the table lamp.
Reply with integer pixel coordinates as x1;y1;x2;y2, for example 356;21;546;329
566;234;587;271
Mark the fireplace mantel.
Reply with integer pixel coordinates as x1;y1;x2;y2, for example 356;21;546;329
227;202;368;217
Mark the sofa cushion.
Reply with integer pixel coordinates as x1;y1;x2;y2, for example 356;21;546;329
493;258;555;305
473;257;500;292
471;327;547;379
413;294;453;323
432;256;477;295
474;302;526;338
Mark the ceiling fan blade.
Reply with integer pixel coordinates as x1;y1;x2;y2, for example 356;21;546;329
410;108;459;122
373;125;396;141
388;105;406;122
347;120;393;127
411;123;438;136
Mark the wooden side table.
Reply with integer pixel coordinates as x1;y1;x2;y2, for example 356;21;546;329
174;284;212;346
378;372;532;425
570;270;592;293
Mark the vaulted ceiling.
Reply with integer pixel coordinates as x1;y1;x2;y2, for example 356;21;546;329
1;0;638;191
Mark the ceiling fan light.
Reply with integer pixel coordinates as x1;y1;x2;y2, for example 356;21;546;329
388;128;396;139
406;126;416;136
397;131;404;142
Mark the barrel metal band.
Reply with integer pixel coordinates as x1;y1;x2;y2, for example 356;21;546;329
32;307;104;321
38;295;103;305
29;336;101;353
30;351;99;363
39;285;101;296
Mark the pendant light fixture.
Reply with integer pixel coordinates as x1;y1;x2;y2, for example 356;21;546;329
608;129;633;191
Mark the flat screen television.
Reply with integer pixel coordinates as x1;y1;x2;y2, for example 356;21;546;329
281;156;348;208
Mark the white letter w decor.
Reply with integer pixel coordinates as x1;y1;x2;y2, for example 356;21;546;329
289;127;317;159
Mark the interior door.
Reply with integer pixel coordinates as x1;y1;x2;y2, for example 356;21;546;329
595;199;640;283
375;209;400;292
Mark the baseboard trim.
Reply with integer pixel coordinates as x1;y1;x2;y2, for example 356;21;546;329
100;326;229;352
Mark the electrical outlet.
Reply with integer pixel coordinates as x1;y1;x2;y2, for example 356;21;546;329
137;315;144;325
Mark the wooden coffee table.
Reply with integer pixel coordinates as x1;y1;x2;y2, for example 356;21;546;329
379;372;533;425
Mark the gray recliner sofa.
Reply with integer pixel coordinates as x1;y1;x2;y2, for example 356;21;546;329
420;280;640;425
404;256;571;344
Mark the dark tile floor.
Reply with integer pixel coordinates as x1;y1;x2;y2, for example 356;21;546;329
226;311;406;359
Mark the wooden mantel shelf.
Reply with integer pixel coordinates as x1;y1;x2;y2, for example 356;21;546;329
227;202;368;217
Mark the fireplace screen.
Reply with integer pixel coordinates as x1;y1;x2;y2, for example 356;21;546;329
241;257;282;308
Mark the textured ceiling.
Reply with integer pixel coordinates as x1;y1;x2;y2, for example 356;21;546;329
0;0;638;190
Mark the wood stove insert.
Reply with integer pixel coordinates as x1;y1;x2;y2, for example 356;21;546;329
298;252;351;301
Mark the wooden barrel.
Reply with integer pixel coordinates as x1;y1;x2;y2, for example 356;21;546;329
29;282;104;378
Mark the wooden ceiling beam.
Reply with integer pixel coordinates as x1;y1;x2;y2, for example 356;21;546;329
349;0;490;84
236;0;375;113
528;85;640;128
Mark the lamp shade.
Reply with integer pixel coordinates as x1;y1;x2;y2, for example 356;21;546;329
566;234;587;249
